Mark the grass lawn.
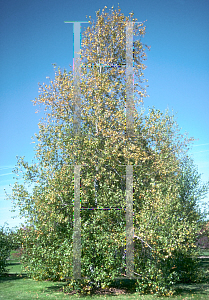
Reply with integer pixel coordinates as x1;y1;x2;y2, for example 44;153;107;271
0;250;208;300
199;249;209;256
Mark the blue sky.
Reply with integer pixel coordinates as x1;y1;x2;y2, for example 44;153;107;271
0;0;209;229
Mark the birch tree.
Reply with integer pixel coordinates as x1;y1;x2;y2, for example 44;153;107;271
8;6;208;296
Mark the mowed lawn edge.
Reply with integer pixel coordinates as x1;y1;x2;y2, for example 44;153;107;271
0;249;208;299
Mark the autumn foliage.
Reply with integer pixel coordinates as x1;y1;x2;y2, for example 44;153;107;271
8;6;209;296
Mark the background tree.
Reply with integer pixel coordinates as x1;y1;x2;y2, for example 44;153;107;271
0;225;11;274
176;155;209;224
7;6;209;296
196;220;209;249
0;224;20;274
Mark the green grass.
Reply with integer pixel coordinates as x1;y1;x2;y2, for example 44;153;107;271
4;250;25;275
199;249;209;256
0;250;209;300
0;275;208;300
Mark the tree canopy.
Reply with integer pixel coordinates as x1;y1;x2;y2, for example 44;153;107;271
7;6;209;296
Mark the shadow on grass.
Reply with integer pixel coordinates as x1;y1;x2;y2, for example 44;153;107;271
173;255;209;297
47;278;138;297
110;278;137;291
45;278;209;297
45;283;68;292
199;258;209;266
0;273;28;283
174;283;209;297
6;262;21;266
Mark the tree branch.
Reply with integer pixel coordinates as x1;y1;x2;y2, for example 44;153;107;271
134;235;153;250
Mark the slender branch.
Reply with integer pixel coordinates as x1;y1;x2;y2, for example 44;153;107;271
122;269;145;278
134;235;153;250
134;271;142;277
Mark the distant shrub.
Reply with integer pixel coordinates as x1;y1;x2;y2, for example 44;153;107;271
0;225;12;274
197;221;209;249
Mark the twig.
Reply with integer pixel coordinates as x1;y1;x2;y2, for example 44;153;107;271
134;235;153;250
134;271;142;277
